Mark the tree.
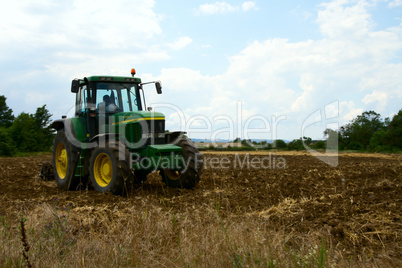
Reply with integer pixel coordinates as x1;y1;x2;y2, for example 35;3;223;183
8;105;54;153
33;105;54;151
34;105;52;129
287;139;303;151
339;111;385;150
368;109;402;151
287;137;312;151
0;95;14;128
0;127;15;156
241;139;252;147
272;139;287;149
314;140;326;149
368;130;388;152
384;109;402;149
8;113;38;152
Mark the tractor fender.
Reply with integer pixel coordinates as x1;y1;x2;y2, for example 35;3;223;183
50;118;88;148
51;119;76;139
50;119;65;131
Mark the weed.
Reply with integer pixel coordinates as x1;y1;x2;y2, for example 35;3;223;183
1;216;9;240
293;240;328;268
19;217;32;268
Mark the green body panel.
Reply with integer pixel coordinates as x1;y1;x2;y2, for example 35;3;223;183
70;117;87;142
107;111;165;145
132;144;183;170
145;144;183;154
111;111;165;125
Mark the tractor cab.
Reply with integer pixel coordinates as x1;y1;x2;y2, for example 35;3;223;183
70;73;162;140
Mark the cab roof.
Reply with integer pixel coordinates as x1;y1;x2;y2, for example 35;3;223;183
85;76;142;83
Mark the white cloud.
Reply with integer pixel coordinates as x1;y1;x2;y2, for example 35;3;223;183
242;1;258;12
317;0;374;39
168;37;193;50
340;101;363;122
389;0;402;8
0;0;165;75
197;2;237;15
1;0;401;141
0;0;167;117
156;0;402;139
196;1;257;15
0;0;162;49
362;90;388;110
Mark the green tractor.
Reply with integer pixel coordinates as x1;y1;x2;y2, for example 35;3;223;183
50;69;203;195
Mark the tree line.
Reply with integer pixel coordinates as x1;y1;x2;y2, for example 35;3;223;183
231;109;402;153
337;110;402;152
0;95;53;156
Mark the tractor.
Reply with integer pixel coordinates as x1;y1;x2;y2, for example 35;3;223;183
49;69;203;195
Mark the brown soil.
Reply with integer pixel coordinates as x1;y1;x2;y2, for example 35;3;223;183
0;152;401;264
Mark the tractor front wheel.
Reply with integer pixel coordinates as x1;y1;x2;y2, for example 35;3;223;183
53;130;80;190
89;142;133;195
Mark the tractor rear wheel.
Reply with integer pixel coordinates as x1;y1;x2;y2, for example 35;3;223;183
53;130;80;190
89;141;133;195
160;138;203;189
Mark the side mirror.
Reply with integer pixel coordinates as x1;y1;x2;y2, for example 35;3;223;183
71;79;80;93
155;81;162;94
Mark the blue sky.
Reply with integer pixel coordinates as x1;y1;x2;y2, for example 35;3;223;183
0;0;401;141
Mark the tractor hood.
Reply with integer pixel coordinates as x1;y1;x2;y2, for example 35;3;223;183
111;111;165;126
109;111;166;147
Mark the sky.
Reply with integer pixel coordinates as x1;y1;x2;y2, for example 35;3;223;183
0;0;401;141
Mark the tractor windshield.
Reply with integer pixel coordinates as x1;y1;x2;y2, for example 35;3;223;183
95;82;141;113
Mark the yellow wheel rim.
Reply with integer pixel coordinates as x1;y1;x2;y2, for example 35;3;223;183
164;169;181;181
55;142;68;179
93;153;113;187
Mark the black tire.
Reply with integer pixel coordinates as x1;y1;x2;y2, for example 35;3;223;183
160;137;203;189
133;170;150;184
52;130;81;191
89;141;133;195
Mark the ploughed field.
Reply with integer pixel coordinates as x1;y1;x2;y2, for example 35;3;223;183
0;152;401;267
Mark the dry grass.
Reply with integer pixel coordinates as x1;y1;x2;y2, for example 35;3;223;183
1;153;401;267
1;195;396;267
1;202;329;267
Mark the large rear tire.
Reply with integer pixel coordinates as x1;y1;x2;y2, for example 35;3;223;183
53;130;80;191
89;141;133;195
160;138;203;189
